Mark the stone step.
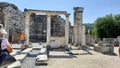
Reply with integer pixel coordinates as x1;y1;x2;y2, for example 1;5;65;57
20;48;32;54
42;43;47;48
12;44;21;49
71;45;79;50
35;54;48;65
7;61;21;68
40;48;47;54
68;50;90;55
10;49;20;56
31;43;39;46
32;43;43;49
14;54;27;62
32;46;43;49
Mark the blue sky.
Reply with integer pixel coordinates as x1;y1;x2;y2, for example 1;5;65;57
0;0;120;25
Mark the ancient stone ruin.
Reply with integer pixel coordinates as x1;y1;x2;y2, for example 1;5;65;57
0;2;25;43
0;2;86;48
30;14;66;42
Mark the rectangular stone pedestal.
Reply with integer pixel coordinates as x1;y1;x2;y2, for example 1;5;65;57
35;55;48;65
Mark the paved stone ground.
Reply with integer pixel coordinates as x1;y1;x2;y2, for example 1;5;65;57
45;47;120;68
10;45;120;68
21;50;45;68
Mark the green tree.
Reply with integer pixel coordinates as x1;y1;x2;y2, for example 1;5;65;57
92;14;120;38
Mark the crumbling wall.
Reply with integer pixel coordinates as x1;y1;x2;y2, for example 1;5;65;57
30;14;66;42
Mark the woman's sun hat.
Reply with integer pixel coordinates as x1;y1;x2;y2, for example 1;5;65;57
0;24;7;34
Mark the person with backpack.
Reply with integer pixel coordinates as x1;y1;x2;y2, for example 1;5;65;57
0;24;16;66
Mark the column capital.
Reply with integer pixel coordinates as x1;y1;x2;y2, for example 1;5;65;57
47;13;52;17
25;12;32;16
65;13;70;17
74;7;84;13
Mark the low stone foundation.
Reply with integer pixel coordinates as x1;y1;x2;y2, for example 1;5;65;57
94;44;114;54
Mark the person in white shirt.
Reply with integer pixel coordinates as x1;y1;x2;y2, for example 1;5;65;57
0;24;15;65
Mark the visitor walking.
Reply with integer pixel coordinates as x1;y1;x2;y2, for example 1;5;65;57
20;31;26;50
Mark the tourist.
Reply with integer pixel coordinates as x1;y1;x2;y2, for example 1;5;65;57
20;31;26;50
118;44;120;57
117;36;120;57
0;24;16;65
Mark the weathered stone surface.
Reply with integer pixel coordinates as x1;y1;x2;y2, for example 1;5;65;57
14;54;27;62
40;48;47;54
50;37;65;48
36;54;48;61
31;43;43;49
7;61;21;68
81;26;86;46
35;54;48;64
12;44;21;49
20;48;33;54
73;7;85;45
30;14;66;42
10;49;20;56
12;32;21;43
69;50;89;55
94;44;114;54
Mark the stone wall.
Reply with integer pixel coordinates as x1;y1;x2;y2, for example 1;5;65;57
30;14;47;42
86;35;119;46
85;35;96;46
51;15;65;36
50;37;65;48
30;14;66;42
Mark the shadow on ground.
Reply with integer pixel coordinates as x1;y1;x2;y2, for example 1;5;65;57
102;52;118;56
49;54;77;59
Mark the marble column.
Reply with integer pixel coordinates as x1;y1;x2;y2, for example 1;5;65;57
73;7;84;45
65;14;70;46
46;14;51;45
25;12;31;45
81;26;86;46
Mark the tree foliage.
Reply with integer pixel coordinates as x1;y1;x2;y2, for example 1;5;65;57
92;14;120;38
